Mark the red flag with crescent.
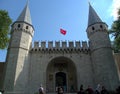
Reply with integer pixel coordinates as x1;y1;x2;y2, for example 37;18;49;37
60;28;67;35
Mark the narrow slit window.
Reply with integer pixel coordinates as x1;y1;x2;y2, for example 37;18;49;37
18;24;20;28
92;27;95;30
100;25;103;28
26;26;29;29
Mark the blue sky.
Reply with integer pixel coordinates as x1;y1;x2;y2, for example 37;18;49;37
0;0;120;62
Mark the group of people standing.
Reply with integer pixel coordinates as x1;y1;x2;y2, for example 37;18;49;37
77;84;109;94
38;84;120;94
77;84;120;94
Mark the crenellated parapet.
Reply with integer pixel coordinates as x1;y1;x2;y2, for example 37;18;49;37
30;41;90;52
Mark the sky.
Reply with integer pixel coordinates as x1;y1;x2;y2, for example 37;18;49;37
0;0;120;62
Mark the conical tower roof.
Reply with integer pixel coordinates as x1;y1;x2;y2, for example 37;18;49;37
88;4;102;26
17;2;32;25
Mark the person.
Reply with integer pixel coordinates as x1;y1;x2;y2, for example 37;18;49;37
100;86;109;94
95;84;101;94
80;84;83;90
57;86;63;94
39;85;44;94
70;85;75;92
85;85;94;94
77;84;85;94
116;86;120;94
0;90;4;94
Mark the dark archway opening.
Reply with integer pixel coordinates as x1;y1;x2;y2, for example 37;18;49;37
46;56;77;93
55;72;67;92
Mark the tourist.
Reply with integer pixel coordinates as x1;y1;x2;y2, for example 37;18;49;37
39;85;44;94
0;90;4;94
77;84;85;94
70;85;75;92
95;84;101;94
100;86;109;94
85;85;94;94
116;86;120;94
57;87;64;94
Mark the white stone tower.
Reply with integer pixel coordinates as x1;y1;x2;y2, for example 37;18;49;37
3;2;34;94
86;4;119;90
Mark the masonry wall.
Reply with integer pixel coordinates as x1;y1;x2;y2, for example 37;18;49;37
28;47;94;93
0;51;120;93
114;53;120;80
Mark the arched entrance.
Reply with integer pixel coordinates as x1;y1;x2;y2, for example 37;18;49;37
55;72;67;91
46;56;77;93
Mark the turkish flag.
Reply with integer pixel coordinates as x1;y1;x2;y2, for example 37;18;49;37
60;28;67;35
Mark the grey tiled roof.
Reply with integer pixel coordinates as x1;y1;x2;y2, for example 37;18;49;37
88;4;102;26
17;3;32;24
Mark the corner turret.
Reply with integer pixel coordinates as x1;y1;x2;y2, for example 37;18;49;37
86;3;110;50
10;2;34;49
86;3;119;90
3;2;34;94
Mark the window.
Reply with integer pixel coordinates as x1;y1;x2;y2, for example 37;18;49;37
26;26;29;29
92;26;95;30
100;25;103;28
18;24;20;28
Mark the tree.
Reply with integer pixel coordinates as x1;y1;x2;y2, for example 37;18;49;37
0;10;12;49
109;9;120;52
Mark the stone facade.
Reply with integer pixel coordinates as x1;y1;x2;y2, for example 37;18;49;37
1;52;120;93
1;3;120;94
114;53;120;80
29;41;93;93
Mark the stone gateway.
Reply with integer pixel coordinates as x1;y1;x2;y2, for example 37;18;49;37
3;2;119;94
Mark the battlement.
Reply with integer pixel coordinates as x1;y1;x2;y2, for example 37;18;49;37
31;41;90;52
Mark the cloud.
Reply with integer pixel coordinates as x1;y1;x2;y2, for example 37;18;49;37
111;0;120;20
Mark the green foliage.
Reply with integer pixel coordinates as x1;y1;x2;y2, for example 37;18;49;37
109;9;120;52
109;20;120;39
0;10;12;49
